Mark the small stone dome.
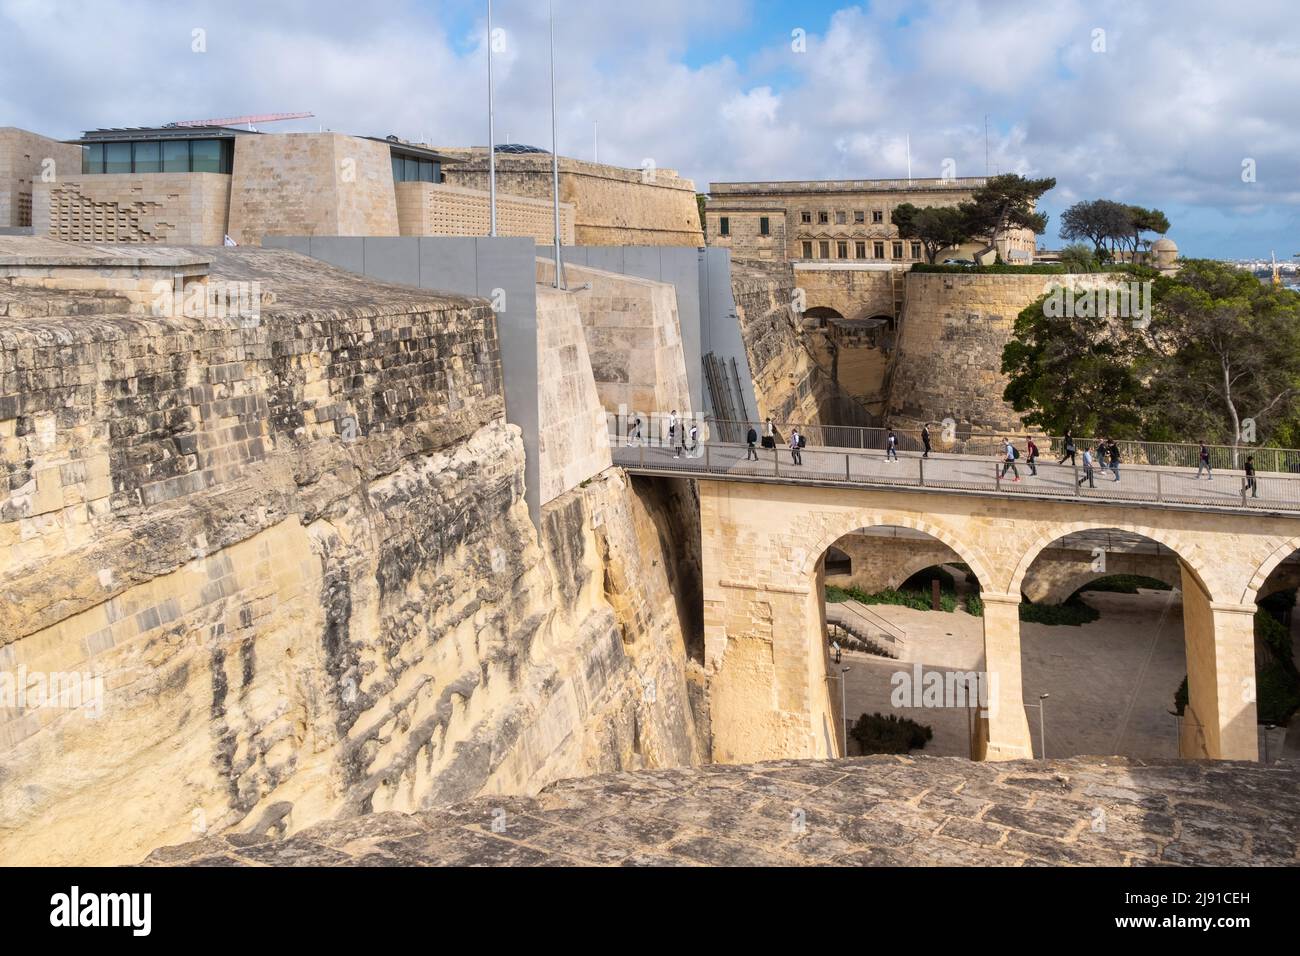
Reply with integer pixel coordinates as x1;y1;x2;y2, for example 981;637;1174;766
1151;236;1178;270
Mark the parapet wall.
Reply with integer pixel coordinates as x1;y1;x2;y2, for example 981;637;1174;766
0;241;701;864
0;128;84;229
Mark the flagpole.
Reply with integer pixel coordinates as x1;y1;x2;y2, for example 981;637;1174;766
550;0;565;289
487;0;497;236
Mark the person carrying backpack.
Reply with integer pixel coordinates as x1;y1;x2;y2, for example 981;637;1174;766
1196;441;1212;479
1106;438;1120;482
789;428;803;465
1078;447;1096;488
746;424;759;461
886;428;898;462
921;423;932;459
762;417;775;449
668;409;679;457
1245;455;1258;498
1025;436;1039;477
1000;438;1020;482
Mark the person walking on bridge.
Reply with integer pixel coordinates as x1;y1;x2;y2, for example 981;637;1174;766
1106;438;1120;482
1026;436;1039;477
886;428;899;462
1078;446;1096;488
1000;438;1021;482
921;423;932;459
763;417;775;450
790;428;803;466
1245;455;1258;498
745;423;759;461
1058;430;1077;466
668;410;679;457
1196;441;1212;479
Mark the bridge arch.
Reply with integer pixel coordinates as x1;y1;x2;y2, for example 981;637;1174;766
1008;521;1217;601
802;510;996;590
1241;533;1300;604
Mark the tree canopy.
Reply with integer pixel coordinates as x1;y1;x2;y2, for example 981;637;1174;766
1059;199;1171;258
1001;259;1300;446
891;203;972;263
963;173;1056;263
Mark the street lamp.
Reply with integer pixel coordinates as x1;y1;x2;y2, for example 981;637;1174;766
1036;693;1049;760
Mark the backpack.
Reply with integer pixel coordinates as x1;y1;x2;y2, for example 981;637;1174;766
1010;446;1019;459
798;434;806;448
747;428;757;444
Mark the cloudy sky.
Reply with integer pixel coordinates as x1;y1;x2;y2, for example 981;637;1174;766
3;0;1297;258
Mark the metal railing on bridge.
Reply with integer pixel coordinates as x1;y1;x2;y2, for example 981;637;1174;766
610;437;1300;513
619;416;1300;476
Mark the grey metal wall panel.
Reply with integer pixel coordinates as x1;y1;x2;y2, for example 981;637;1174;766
262;235;311;256
306;237;365;275
363;237;420;288
418;236;478;292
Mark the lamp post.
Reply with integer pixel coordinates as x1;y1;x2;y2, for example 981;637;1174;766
486;0;497;236
1032;693;1049;760
548;0;565;290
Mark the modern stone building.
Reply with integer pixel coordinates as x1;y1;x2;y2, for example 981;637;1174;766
704;177;1036;265
0;127;82;229
16;125;609;246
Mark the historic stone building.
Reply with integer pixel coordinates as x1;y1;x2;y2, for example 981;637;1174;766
0;127;83;229
704;177;1037;265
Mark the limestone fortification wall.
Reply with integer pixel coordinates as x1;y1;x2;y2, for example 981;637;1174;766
395;181;575;244
888;272;1130;432
536;259;692;424
227;133;399;245
731;261;873;427
0;243;701;864
34;172;232;245
0;128;84;229
535;286;612;503
440;150;703;246
793;263;897;321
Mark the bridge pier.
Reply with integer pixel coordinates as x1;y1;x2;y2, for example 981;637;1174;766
979;592;1035;760
1180;570;1259;760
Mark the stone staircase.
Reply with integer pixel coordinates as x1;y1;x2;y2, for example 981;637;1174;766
826;599;905;659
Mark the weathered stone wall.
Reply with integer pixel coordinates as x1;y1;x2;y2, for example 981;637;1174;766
888;273;1129;432
536;259;691;424
535;285;611;503
440;150;703;246
34;173;232;245
0;244;702;864
227;133;398;245
0;128;84;229
395;181;575;244
793;263;897;321
730;261;872;427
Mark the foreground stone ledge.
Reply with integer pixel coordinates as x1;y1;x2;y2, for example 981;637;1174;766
143;755;1300;867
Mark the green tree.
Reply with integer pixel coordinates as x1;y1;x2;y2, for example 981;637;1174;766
891;203;972;263
1126;205;1170;256
1146;259;1300;447
1059;199;1132;256
1001;291;1150;436
962;173;1056;263
696;194;708;237
1058;242;1099;273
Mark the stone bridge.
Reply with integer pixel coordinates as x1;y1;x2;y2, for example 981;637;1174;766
616;442;1300;766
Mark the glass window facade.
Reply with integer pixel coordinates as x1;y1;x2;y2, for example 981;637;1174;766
391;153;440;183
80;138;233;174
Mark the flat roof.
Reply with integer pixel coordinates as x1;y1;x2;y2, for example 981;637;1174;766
709;177;988;194
74;126;255;144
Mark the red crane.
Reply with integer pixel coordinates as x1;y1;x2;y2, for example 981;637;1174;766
166;112;314;130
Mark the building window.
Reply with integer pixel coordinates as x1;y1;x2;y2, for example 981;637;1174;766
911;241;922;260
835;211;847;225
132;141;161;173
82;143;103;174
759;216;769;236
103;142;132;174
818;211;829;224
801;211;812;224
189;139;225;173
855;241;866;259
837;240;848;258
874;241;885;259
802;240;813;258
391;153;439;183
854;210;865;224
162;140;190;172
819;240;830;259
719;216;730;236
872;210;884;224
892;241;904;259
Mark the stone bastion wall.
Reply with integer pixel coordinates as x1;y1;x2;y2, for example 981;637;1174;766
0;242;703;864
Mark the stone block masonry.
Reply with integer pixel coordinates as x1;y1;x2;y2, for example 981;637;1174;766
0;127;84;229
0;239;703;864
35;173;232;245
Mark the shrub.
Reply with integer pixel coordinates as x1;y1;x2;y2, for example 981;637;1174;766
825;584;954;612
849;712;933;754
1019;594;1100;626
965;594;985;617
825;584;851;603
1173;608;1300;724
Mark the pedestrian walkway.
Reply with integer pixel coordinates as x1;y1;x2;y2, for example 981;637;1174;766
613;439;1300;514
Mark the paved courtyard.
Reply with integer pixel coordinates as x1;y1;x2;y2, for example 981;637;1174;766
840;588;1189;759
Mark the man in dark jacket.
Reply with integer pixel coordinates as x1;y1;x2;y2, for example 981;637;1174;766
746;424;759;461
